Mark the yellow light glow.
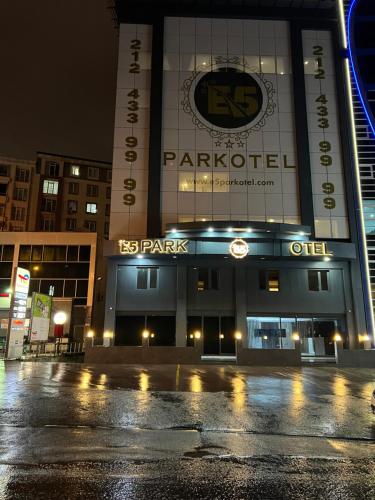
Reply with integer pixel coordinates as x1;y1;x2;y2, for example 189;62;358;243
234;331;242;340
194;330;201;339
33;265;40;271
359;333;370;342
333;333;342;342
86;330;94;338
219;334;224;339
292;332;300;342
103;330;113;339
263;335;268;340
142;329;150;339
53;311;67;325
150;333;155;338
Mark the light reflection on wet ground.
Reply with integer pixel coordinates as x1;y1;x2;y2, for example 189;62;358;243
0;361;373;499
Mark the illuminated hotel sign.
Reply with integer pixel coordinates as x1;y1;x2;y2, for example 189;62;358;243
289;242;333;257
229;239;249;259
119;239;189;255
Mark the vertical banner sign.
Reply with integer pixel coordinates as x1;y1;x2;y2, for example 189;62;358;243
302;30;349;239
6;267;30;359
30;292;52;342
161;18;300;229
110;24;153;240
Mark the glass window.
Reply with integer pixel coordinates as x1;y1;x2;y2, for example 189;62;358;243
86;203;97;214
66;218;77;231
363;200;375;234
15;168;30;182
76;280;88;297
213;173;229;192
67;246;79;261
106;186;111;199
2;245;14;261
41;218;55;231
10;206;25;221
137;268;148;289
79;246;90;261
0;164;9;176
137;267;158;289
105;204;110;216
71;165;80;176
45;162;59;177
196;172;212;192
42;180;59;195
179;172;194;192
40;280;63;297
88;167;99;179
308;270;328;291
68;182;79;195
29;279;40;295
64;280;76;297
259;270;279;292
83;220;96;231
197;268;218;291
197;268;209;291
86;184;99;197
247;316;282;349
31;246;43;261
67;200;77;214
41;198;57;212
19;245;31;261
13;187;28;201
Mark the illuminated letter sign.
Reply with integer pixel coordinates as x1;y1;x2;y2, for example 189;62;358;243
229;239;249;259
119;239;189;255
289;241;333;257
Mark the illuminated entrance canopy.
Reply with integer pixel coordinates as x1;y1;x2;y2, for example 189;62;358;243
289;241;333;257
119;239;189;255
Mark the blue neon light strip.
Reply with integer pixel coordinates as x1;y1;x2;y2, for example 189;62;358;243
347;0;375;137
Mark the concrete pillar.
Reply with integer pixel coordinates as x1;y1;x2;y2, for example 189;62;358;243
103;259;117;343
175;265;187;347
235;266;248;347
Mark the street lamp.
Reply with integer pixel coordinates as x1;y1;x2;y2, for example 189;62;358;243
53;311;67;338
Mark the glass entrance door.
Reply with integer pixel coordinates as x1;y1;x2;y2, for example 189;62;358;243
203;316;235;355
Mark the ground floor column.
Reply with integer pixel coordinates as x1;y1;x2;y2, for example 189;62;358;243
175;265;187;347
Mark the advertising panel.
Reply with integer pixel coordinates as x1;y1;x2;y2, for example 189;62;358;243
110;23;152;240
161;18;299;229
30;293;52;342
302;30;349;239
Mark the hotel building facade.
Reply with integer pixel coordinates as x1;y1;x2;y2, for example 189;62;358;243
104;0;373;358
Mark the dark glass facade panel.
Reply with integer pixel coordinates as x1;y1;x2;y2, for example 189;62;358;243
76;280;88;298
1;245;14;261
211;269;219;290
19;245;31;261
29;279;40;295
64;280;76;297
149;268;158;289
115;316;144;346
147;316;175;346
79;246;90;262
40;280;63;297
320;271;329;291
220;316;235;354
198;268;209;291
308;271;319;291
187;315;202;347
67;246;79;261
27;263;89;279
31;246;43;261
0;263;12;279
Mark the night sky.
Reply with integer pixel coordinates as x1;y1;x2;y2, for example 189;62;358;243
0;0;118;163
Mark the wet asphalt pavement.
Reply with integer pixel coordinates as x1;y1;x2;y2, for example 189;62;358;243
0;362;374;499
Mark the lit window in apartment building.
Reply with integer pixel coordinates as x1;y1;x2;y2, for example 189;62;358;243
84;220;96;232
86;184;99;197
15;168;30;183
45;162;59;177
68;182;79;195
88;167;99;179
71;165;80;176
43;180;58;195
13;187;28;201
86;203;97;214
41;198;57;212
66;218;77;231
67;200;77;213
42;218;55;231
11;206;25;221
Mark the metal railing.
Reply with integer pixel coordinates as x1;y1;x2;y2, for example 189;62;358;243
22;341;84;359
